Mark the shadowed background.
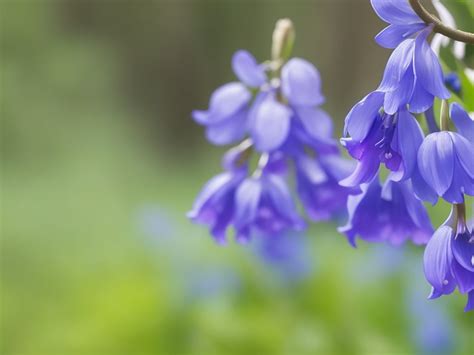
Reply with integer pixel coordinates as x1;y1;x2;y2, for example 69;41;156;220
1;1;473;354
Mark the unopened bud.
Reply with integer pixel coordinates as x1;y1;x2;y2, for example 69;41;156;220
271;18;295;63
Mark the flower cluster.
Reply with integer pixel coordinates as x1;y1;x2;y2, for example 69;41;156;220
341;0;474;311
189;19;355;244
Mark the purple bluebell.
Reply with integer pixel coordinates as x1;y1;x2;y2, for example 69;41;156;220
423;207;474;312
234;170;305;243
370;0;450;114
338;177;433;246
187;166;247;244
193;50;331;153
341;99;424;186
296;153;357;222
417;104;474;203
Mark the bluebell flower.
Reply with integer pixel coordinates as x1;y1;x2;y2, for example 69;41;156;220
234;171;305;243
296;153;357;222
338;177;433;246
187;166;247;244
423;207;474;312
193;50;330;153
370;0;450;114
444;72;462;95
341;98;425;186
417;104;474;203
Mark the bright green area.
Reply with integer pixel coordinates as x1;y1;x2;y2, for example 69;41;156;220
1;1;473;355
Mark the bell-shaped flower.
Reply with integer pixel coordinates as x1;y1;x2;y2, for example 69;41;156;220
187;161;247;244
377;27;450;115
338;177;433;247
417;105;474;203
341;98;424;187
423;209;474;312
233;172;305;243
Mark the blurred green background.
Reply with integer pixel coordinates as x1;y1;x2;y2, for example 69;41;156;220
1;1;473;354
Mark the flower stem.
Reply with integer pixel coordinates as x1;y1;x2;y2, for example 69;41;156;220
408;0;474;44
439;99;450;131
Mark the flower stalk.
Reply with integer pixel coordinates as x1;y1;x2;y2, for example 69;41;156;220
408;0;474;44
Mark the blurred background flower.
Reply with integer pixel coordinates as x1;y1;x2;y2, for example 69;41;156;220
2;1;473;354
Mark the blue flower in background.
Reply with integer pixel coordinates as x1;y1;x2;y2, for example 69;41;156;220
253;232;313;282
423;208;474;312
444;72;462;95
339;177;433;246
417;104;474;204
342;98;424;186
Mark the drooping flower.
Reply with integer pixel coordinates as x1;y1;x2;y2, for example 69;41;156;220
423;206;474;312
341;98;424;186
370;0;450;114
234;171;305;243
187;166;247;244
417;104;474;203
338;176;433;246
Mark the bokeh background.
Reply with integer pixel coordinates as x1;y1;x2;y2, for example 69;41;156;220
2;0;473;354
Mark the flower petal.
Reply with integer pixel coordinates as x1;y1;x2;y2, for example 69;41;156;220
195;82;251;125
383;68;415;114
232;50;266;88
411;168;438;204
375;23;426;49
423;225;455;292
344;91;384;142
281;58;324;107
418;132;454;196
370;0;422;25
265;174;305;229
378;38;415;92
408;78;434;113
414;27;450;99
450;103;474;142
206;108;247;145
450;132;474;179
187;172;235;223
396;109;424;180
251;95;292;152
234;178;262;230
452;231;474;272
452;260;474;294
466;291;474;312
295;106;334;144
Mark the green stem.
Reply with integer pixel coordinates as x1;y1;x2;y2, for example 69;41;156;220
439;99;450;131
408;0;474;44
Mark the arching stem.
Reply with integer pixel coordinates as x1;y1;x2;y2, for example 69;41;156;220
408;0;474;44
